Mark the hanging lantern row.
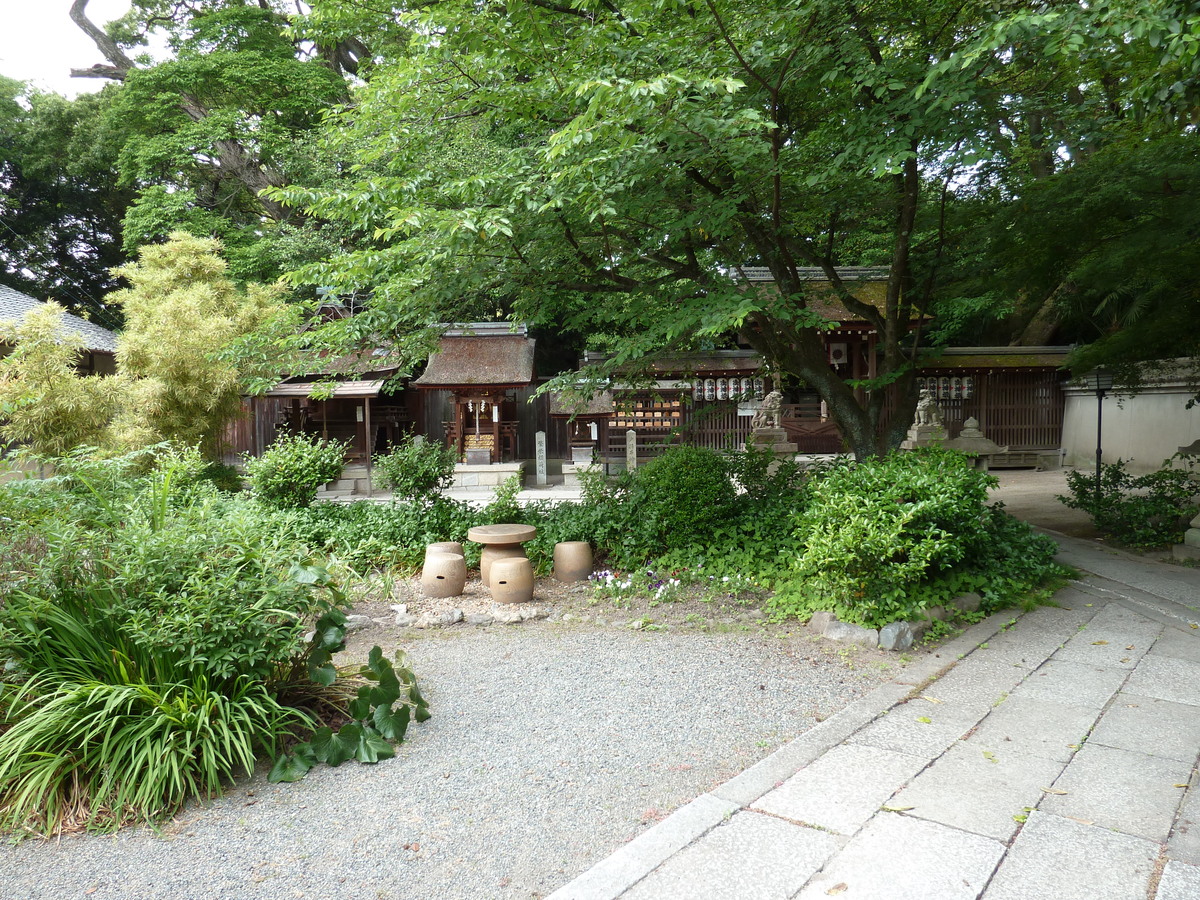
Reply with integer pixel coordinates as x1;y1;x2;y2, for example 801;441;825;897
917;376;974;400
692;377;766;402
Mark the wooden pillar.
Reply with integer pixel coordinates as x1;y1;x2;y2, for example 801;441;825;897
454;394;465;458
364;395;374;498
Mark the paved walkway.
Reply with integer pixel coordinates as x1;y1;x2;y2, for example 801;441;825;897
548;472;1200;900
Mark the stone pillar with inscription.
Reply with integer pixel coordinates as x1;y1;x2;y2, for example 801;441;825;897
535;430;548;486
625;430;638;472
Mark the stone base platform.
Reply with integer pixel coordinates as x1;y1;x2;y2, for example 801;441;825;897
452;462;527;488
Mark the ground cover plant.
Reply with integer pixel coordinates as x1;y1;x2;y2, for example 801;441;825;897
373;436;458;500
769;449;1068;628
0;447;427;838
1059;456;1200;549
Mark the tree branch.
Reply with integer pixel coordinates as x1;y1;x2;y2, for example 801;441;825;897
69;0;136;80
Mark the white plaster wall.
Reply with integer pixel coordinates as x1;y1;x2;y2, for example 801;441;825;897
1063;384;1200;474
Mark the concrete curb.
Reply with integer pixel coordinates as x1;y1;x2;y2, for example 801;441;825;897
547;610;1014;900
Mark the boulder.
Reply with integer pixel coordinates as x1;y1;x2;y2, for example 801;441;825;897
824;620;880;649
878;621;915;652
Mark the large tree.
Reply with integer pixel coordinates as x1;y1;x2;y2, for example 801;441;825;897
69;0;363;287
0;77;131;324
277;0;1179;457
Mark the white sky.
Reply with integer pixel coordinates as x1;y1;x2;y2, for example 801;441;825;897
0;0;134;97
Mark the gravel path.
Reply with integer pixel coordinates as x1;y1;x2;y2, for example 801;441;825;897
1;622;905;900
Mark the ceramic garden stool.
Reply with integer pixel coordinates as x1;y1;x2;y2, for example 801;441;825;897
553;541;593;583
425;541;464;559
467;523;537;586
489;556;535;604
421;549;467;599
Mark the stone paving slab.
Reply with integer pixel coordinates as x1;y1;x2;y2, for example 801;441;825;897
1001;594;1098;631
849;702;970;758
981;811;1159;900
966;695;1100;763
888;741;1065;842
1008;657;1129;708
1148;627;1200;665
1124;654;1200;706
621;811;840;900
1168;778;1200;867
1040;743;1193;842
711;682;913;808
1055;603;1162;669
967;629;1073;670
795;812;1005;900
1156;860;1200;900
1089;692;1200;763
910;659;1028;724
752;743;927;836
546;793;738;900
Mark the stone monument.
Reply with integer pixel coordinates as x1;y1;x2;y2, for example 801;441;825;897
900;387;947;450
943;416;1007;467
1172;439;1200;561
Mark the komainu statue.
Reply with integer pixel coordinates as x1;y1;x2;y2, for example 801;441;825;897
752;391;784;430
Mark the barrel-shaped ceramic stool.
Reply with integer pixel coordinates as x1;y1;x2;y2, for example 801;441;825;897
480;544;527;586
425;541;464;559
553;541;593;583
421;551;467;598
490;556;534;604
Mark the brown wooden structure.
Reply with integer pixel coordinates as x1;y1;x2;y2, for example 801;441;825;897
412;325;536;464
916;347;1069;450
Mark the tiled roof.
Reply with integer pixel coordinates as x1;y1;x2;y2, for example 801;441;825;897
0;284;118;353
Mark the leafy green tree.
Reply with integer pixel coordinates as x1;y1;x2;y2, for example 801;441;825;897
69;0;362;288
0;303;121;456
281;0;1180;457
0;77;132;322
107;232;286;454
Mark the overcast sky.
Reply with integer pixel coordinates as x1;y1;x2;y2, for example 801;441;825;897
0;0;134;97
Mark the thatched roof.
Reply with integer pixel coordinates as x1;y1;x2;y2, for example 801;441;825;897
922;347;1071;370
413;332;536;389
549;390;614;418
264;379;388;398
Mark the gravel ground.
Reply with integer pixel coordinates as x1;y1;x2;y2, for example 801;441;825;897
0;613;910;900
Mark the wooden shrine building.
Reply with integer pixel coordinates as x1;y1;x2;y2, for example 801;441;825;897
412;324;537;464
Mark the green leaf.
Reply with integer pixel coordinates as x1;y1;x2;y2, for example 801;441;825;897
268;752;314;783
348;685;373;721
355;726;395;764
309;723;362;767
374;701;411;742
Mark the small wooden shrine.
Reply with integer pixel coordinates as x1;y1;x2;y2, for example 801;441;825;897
412;324;536;464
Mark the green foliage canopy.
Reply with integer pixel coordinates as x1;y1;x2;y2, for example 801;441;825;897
283;0;1186;456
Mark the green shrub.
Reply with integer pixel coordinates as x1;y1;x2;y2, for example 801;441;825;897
0;462;429;836
373;437;458;500
626;445;738;551
245;433;346;509
771;449;1064;627
1060;457;1199;548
